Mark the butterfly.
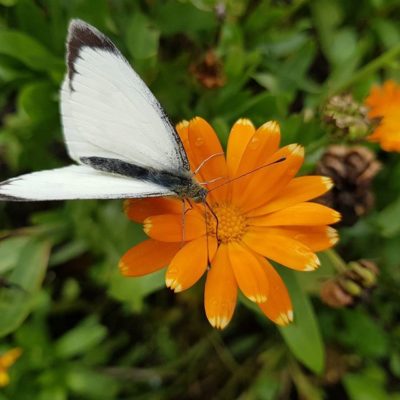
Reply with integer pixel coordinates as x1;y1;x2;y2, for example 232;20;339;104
0;20;207;204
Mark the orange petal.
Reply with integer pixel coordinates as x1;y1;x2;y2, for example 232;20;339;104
248;176;333;217
144;212;206;242
370;114;400;151
250;202;341;226
205;243;237;329
124;197;182;223
0;348;22;368
236;120;281;175
366;80;400;118
256;256;293;326
176;120;197;170
234;144;304;212
227;242;269;303
166;236;217;292
226;119;255;177
258;226;339;252
243;228;320;271
231;121;281;201
119;239;180;276
188;117;228;202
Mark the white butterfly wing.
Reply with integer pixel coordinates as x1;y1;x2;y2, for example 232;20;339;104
62;19;188;172
0;165;173;201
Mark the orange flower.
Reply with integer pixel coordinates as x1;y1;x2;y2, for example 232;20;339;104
0;348;21;387
119;118;340;329
366;80;400;152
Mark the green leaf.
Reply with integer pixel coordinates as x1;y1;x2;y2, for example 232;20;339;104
18;81;57;122
0;0;18;5
0;30;63;72
339;309;388;358
66;366;118;398
126;12;160;60
108;268;165;312
343;366;390;400
54;316;107;359
278;269;325;374
376;196;400;237
311;0;343;62
0;238;50;337
155;2;216;35
0;236;31;274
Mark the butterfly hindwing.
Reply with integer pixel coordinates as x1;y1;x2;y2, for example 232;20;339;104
0;165;172;201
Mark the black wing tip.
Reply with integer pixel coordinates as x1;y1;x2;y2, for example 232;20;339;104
0;193;27;202
68;19;91;34
66;19;118;89
0;178;34;202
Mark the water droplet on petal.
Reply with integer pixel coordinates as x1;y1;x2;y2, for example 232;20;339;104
195;136;205;147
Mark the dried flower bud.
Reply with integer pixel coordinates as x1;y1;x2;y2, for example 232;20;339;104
190;50;225;89
323;94;371;142
316;145;381;226
320;278;354;308
320;259;379;308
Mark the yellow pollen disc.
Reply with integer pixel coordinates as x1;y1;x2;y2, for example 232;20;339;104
207;204;248;243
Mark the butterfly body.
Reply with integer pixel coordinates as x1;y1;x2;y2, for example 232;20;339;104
80;156;208;202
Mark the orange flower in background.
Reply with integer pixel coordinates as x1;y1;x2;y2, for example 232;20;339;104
119;117;340;329
366;80;400;152
0;348;21;387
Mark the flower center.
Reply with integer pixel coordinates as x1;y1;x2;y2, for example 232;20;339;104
207;203;248;243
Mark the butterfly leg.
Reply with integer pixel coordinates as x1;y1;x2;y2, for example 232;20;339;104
180;198;193;248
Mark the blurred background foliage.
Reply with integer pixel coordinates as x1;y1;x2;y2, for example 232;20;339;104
1;0;400;399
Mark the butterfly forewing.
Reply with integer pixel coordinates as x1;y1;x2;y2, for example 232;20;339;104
63;19;189;172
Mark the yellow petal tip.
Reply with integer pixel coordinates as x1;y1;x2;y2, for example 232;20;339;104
190;116;202;125
260;120;280;133
304;257;319;271
176;120;189;129
118;260;129;275
322;176;334;190
327;227;339;245
209;315;230;329
286;143;304;158
276;312;292;326
236;118;254;127
143;218;152;235
173;284;183;293
166;278;182;292
248;294;268;303
332;211;342;223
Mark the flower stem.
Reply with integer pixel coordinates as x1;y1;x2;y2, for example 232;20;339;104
324;249;347;273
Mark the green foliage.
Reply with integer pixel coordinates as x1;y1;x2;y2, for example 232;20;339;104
1;0;400;398
0;237;50;336
278;269;324;374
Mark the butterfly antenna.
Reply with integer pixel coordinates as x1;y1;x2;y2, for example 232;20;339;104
197;176;225;186
193;152;224;176
208;156;286;193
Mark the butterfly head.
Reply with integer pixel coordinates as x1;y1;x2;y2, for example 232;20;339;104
185;179;208;203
